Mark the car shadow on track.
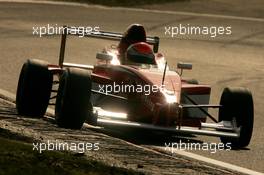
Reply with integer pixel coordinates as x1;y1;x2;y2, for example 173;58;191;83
88;125;203;147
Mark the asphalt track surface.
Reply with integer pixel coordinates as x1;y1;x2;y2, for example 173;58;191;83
0;1;263;173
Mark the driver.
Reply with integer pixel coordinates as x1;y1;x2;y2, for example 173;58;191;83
125;42;155;65
117;24;147;64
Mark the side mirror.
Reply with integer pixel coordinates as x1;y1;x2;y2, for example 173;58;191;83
96;53;113;61
177;62;192;76
177;62;192;70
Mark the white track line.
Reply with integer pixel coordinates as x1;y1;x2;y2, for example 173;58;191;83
0;88;263;175
154;146;264;175
0;0;264;22
0;89;16;103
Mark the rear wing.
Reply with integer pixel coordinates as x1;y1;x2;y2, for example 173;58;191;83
59;26;160;67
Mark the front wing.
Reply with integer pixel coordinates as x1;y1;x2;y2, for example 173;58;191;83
92;107;240;139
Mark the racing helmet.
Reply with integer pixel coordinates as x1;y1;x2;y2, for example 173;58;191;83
123;24;146;44
118;24;147;61
126;42;155;64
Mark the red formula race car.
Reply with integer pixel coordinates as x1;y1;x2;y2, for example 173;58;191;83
16;26;254;148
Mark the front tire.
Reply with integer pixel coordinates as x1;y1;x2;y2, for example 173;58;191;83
55;68;93;129
219;87;254;148
16;59;53;117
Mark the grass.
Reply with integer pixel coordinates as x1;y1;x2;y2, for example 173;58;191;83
0;136;142;175
55;0;189;7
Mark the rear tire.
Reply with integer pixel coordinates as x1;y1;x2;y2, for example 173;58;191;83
219;87;254;148
16;59;53;117
55;68;93;129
